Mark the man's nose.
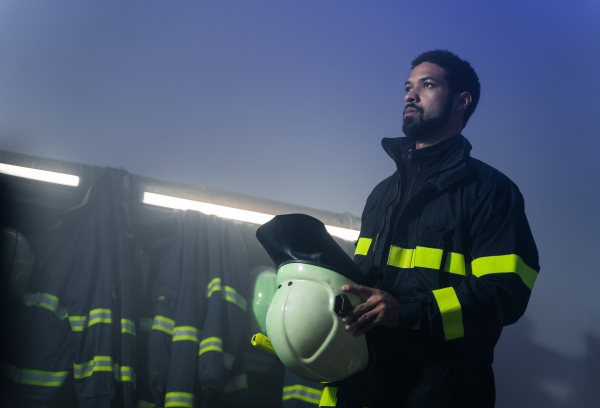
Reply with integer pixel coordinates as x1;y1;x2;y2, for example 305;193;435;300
405;89;419;103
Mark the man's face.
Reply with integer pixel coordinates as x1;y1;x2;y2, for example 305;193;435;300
402;62;453;140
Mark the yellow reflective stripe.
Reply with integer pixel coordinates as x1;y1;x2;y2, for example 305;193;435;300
121;318;136;335
73;357;136;382
68;309;113;332
73;356;113;379
283;384;323;404
21;291;58;307
415;246;444;269
207;278;248;312
152;315;175;335
388;246;415;268
165;391;194;408
21;292;68;320
432;287;464;341
173;326;200;343
444;252;466;276
68;315;87;332
0;362;69;387
354;237;372;256
472;254;537;290
224;285;247;312
113;364;135;382
319;386;338;407
88;308;112;326
387;246;466;276
224;374;248;393
199;337;223;355
207;278;221;298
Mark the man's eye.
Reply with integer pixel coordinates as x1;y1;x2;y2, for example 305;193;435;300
405;87;412;93
424;82;433;88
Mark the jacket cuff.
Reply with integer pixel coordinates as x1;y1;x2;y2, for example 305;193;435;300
397;297;422;330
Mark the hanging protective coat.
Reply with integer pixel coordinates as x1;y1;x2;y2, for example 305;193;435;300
0;170;140;408
138;210;250;408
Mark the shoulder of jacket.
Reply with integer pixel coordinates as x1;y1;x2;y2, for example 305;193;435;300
464;157;523;208
367;172;398;199
465;157;517;186
359;172;399;221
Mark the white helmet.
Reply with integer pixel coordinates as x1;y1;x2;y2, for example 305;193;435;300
251;267;278;334
256;214;371;383
266;261;369;382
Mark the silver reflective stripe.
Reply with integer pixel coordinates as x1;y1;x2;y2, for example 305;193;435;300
282;384;323;404
173;326;200;343
114;364;135;382
165;392;194;407
199;337;223;356
206;278;248;312
151;315;175;335
88;309;112;326
121;319;136;335
73;356;113;379
207;278;221;297
0;362;69;387
68;316;87;331
21;291;68;319
224;286;248;312
69;308;113;332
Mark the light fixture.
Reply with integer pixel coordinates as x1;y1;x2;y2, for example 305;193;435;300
0;163;80;187
142;192;360;241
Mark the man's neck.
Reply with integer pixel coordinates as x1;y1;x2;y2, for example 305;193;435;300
415;122;463;149
415;132;455;149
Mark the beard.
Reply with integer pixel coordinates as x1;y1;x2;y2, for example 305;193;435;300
402;99;453;141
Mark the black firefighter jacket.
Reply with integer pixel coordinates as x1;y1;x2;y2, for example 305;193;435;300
0;171;139;408
353;135;540;408
137;210;250;408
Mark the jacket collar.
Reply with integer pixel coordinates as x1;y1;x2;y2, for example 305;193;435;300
381;134;472;190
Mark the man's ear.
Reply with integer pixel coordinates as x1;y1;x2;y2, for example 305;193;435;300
454;92;472;112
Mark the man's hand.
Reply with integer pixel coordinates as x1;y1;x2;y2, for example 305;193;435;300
341;285;400;337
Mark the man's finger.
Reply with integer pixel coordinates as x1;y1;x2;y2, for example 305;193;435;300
351;313;377;337
342;284;372;296
342;299;375;323
346;310;376;335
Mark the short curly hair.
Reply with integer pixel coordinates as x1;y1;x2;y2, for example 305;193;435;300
411;50;480;127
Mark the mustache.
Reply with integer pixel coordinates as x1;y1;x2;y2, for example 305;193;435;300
404;103;423;115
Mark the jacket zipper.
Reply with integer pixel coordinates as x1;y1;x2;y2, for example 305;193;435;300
372;149;420;271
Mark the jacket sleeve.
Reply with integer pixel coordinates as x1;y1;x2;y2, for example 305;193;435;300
421;176;540;342
58;173;138;408
197;215;249;395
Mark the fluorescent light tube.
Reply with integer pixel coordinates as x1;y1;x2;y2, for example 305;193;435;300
324;225;360;242
0;163;79;186
143;192;359;241
143;192;274;225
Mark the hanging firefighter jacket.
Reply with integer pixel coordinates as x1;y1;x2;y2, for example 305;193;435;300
0;170;140;408
282;369;323;408
137;210;250;408
0;233;75;407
